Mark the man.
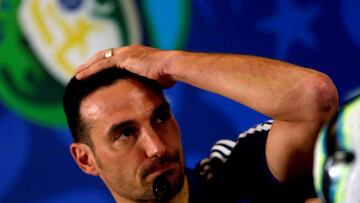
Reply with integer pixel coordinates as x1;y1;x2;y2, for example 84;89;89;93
63;45;338;202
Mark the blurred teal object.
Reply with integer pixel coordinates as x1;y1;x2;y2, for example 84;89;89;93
314;95;360;203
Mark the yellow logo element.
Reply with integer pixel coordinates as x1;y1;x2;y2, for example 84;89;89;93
18;0;142;84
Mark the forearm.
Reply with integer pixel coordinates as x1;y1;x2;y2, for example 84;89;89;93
165;51;337;122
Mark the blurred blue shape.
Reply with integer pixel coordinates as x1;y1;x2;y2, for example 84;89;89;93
0;111;30;201
257;0;320;58
341;0;360;48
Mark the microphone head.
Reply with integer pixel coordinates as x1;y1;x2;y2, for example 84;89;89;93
153;175;171;201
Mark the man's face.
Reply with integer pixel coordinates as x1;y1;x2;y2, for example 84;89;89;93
79;79;185;202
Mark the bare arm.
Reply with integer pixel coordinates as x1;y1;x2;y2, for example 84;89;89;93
76;45;338;181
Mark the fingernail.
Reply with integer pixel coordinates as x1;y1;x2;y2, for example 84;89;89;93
76;73;82;80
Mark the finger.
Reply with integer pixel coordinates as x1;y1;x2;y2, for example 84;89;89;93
76;51;101;72
76;58;117;80
76;49;115;74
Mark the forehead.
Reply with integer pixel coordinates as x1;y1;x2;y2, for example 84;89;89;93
80;79;165;127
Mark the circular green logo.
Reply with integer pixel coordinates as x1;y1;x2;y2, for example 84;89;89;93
0;0;190;127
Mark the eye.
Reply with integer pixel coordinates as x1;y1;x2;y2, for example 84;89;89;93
154;110;171;124
115;127;138;141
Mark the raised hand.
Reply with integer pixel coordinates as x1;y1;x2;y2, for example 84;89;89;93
76;45;176;87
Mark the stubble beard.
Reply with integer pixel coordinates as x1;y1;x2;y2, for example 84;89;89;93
95;152;185;202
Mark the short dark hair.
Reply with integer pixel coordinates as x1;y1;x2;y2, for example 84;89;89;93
63;68;164;147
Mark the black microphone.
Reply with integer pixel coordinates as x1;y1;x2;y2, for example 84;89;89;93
153;175;171;202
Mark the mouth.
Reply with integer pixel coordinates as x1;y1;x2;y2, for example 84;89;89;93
150;162;176;177
143;162;177;181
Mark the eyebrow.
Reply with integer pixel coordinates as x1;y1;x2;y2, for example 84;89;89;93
107;101;171;137
152;102;171;117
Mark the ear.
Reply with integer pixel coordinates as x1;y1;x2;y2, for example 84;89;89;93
70;143;99;176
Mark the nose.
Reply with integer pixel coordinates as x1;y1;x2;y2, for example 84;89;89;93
140;126;166;158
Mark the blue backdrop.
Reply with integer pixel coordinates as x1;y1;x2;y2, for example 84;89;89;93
0;0;359;202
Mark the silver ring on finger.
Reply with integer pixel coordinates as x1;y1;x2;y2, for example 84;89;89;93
104;48;113;58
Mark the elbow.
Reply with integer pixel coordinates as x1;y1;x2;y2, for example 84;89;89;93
302;72;339;121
